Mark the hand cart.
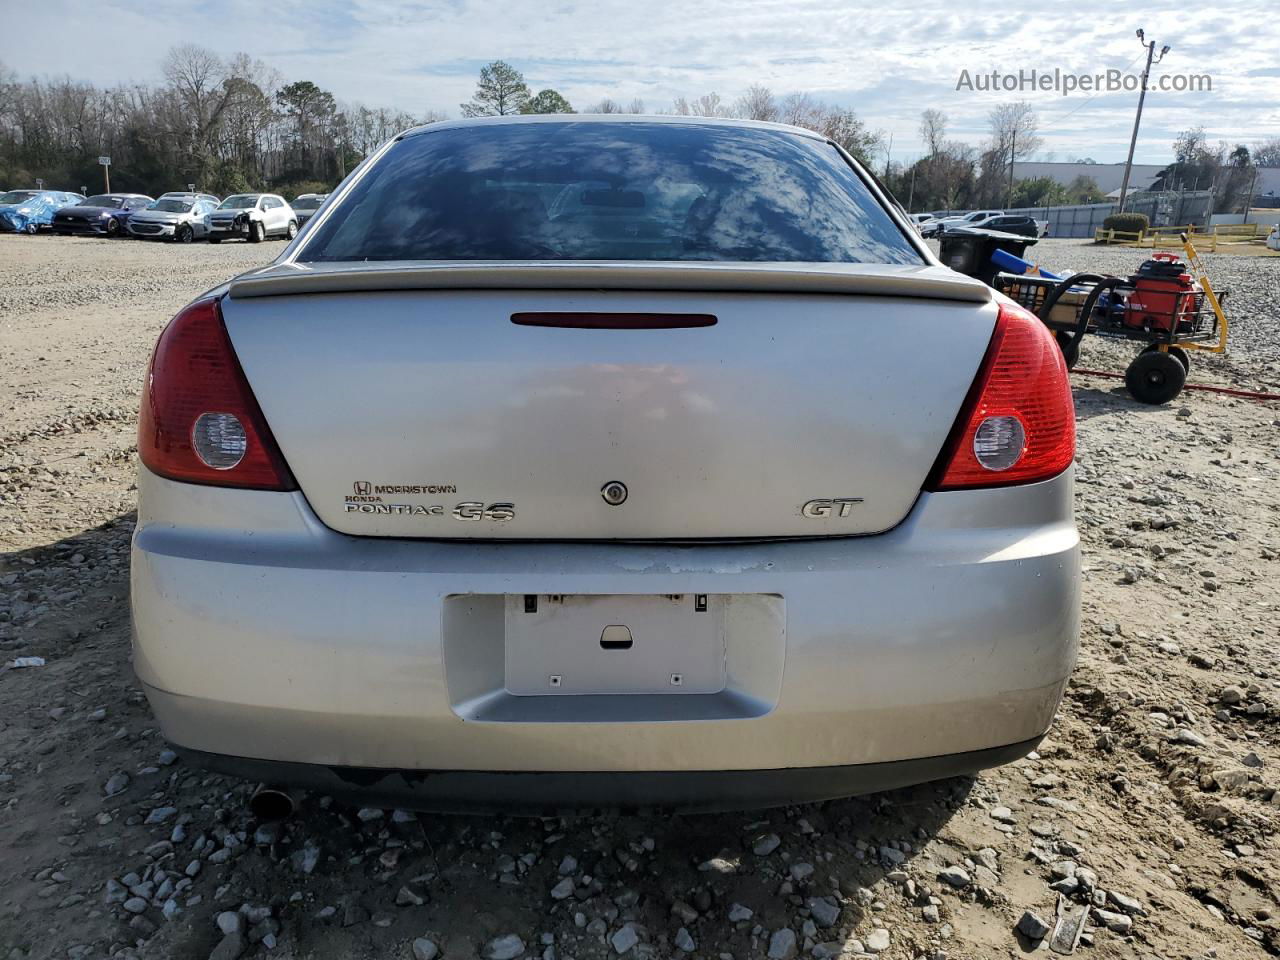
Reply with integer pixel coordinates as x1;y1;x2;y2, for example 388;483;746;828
995;233;1228;404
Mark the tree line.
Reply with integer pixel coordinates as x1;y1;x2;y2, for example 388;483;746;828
0;53;884;197
0;46;427;198
892;106;1277;215
2;52;1276;212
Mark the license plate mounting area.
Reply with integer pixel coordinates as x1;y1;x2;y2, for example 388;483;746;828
503;594;726;696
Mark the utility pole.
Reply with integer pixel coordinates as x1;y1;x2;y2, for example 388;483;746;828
1007;128;1016;207
1118;30;1169;213
1242;165;1259;222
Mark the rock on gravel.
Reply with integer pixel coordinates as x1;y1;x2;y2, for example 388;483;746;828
102;772;129;796
728;902;753;921
767;928;798;959
806;895;841;927
1017;910;1051;940
215;911;243;935
752;832;782;855
864;928;891;952
1093;908;1134;934
484;934;526;960
610;923;641;954
411;938;439;960
208;932;246;960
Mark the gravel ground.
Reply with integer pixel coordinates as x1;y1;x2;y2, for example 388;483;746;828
2;233;1279;960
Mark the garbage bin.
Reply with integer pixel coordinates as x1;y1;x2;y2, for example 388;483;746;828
937;227;1039;287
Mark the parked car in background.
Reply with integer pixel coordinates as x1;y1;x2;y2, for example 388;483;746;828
127;196;219;242
207;194;297;243
930;210;1005;235
909;212;937;235
132;115;1080;812
290;193;328;228
0;189;84;234
52;193;153;237
159;191;221;206
975;215;1041;238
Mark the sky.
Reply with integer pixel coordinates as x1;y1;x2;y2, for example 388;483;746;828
4;0;1278;166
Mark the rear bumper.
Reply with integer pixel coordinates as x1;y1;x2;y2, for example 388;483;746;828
132;467;1079;784
175;736;1043;814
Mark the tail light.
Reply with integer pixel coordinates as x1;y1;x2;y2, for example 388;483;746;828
138;298;296;490
926;300;1074;490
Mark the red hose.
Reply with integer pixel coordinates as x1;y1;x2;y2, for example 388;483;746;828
1072;368;1280;402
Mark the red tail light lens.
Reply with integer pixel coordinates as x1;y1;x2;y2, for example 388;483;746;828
138;298;296;490
927;300;1075;490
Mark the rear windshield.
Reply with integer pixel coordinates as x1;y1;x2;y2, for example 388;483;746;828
151;199;193;213
297;121;921;264
0;191;39;205
81;195;123;207
292;196;325;210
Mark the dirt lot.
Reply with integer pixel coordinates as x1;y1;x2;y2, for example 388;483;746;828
1;234;1279;960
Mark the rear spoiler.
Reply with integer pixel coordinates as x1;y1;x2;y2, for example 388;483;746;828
227;261;993;304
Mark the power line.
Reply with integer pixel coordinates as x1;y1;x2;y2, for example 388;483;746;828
1037;49;1148;136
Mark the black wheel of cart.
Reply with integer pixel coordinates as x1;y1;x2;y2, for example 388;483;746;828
1143;342;1190;373
1126;350;1186;405
1055;331;1080;370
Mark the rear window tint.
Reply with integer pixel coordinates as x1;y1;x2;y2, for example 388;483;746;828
297;121;922;265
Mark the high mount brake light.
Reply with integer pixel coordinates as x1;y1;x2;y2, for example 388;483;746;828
138;298;296;490
927;301;1075;490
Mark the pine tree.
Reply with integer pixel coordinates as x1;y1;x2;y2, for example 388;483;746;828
460;61;531;117
521;89;574;115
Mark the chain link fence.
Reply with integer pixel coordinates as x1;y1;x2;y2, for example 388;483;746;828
1000;191;1215;238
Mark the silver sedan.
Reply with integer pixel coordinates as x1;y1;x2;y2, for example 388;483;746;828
131;115;1080;812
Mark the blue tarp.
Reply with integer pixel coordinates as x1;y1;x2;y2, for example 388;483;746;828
0;190;84;233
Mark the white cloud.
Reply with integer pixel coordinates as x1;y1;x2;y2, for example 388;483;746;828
5;0;1277;163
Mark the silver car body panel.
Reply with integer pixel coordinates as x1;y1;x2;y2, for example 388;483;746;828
208;194;295;238
222;283;997;539
128;202;213;239
228;260;991;301
131;116;1079;794
132;466;1078;772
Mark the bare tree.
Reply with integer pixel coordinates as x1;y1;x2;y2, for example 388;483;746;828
779;92;828;130
817;107;881;166
988;101;1042;205
162;44;224;109
671;93;727;118
736;84;778;122
585;97;624;114
1251;136;1280;167
919;109;947;156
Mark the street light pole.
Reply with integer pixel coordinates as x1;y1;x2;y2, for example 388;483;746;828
1007;127;1016;207
1117;30;1169;213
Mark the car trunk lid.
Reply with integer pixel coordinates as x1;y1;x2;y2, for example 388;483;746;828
221;262;996;540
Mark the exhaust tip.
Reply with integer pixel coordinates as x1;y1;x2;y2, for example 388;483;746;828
249;784;295;821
